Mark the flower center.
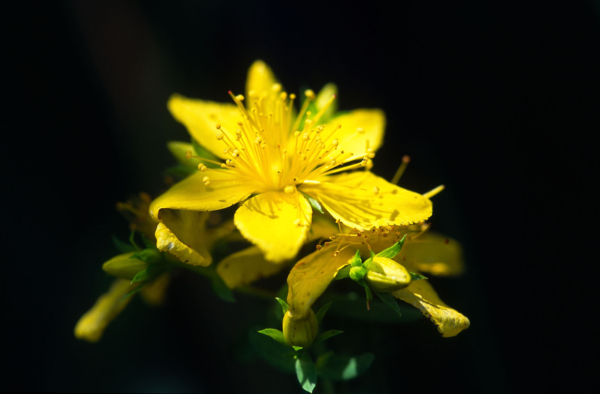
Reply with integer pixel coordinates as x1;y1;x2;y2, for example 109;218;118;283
197;85;375;193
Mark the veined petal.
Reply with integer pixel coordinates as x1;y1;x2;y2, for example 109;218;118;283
217;246;286;289
287;247;355;319
74;279;134;343
245;60;277;102
168;94;241;160
324;109;385;154
234;191;312;263
149;171;257;220
399;232;465;276
393;280;470;337
155;210;212;266
304;171;432;231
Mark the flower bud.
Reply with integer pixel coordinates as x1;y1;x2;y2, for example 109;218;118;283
364;256;411;292
102;252;148;280
282;309;318;348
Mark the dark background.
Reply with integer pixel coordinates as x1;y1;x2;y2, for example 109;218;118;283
3;0;598;392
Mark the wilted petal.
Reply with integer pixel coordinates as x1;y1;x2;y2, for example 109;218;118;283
399;232;464;276
217;246;286;289
155;210;213;266
287;247;355;319
393;279;470;337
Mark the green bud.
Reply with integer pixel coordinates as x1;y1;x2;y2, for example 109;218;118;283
283;309;318;348
364;256;411;292
102;252;149;280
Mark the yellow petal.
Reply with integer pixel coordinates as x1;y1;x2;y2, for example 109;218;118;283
324;109;385;155
168;94;241;160
149;170;257;220
245;60;277;101
304;171;432;231
140;273;171;306
74;279;135;343
234;191;312;263
286;247;355;319
308;216;339;241
217;246;286;289
399;232;465;276
393;280;470;337
155;210;212;266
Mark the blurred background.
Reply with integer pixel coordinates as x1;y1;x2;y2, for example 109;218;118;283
3;0;598;392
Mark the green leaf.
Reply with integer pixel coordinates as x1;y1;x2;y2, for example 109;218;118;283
258;329;287;346
111;236;136;253
350;249;362;267
295;351;317;393
315;330;344;344
164;165;196;180
275;297;289;315
315;301;332;327
192;139;221;168
409;272;428;281
374;235;406;260
334;265;351;280
316;352;375;381
300;192;324;214
248;327;295;373
293;346;304;351
210;272;236;303
130;248;161;264
375;291;402;317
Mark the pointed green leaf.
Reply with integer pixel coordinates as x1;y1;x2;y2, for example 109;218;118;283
296;351;317;393
293;346;304;351
315;330;344;344
248;327;295;373
350;249;362;267
316;301;332;327
130;248;161;264
111;236;136;253
258;328;287;346
275;297;289;315
375;291;402;317
300;192;324;214
409;272;428;281
192;139;221;168
315;352;375;381
374;235;406;259
334;265;351;280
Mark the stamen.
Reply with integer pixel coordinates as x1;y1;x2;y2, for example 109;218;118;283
422;185;445;199
391;155;410;185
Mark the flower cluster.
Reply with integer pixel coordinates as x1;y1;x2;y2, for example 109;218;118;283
76;60;469;392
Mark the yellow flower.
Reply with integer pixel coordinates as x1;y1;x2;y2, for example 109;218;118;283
286;225;470;337
150;60;432;263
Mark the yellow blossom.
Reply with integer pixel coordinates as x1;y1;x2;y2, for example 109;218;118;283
150;60;432;263
286;225;470;337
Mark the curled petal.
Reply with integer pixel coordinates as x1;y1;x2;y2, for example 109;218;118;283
324;109;385;155
149;171;257;220
74;279;135;343
168;94;243;160
287;247;355;319
217;246;287;289
305;171;432;231
399;232;464;276
234;191;312;263
393;279;470;337
155;210;212;266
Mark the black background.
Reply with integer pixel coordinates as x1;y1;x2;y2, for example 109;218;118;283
3;0;598;392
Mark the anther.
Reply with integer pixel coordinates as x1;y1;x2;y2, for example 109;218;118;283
373;187;380;195
235;95;244;101
185;150;193;160
216;133;224;140
284;185;295;194
216;124;221;130
305;90;315;100
203;176;211;186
